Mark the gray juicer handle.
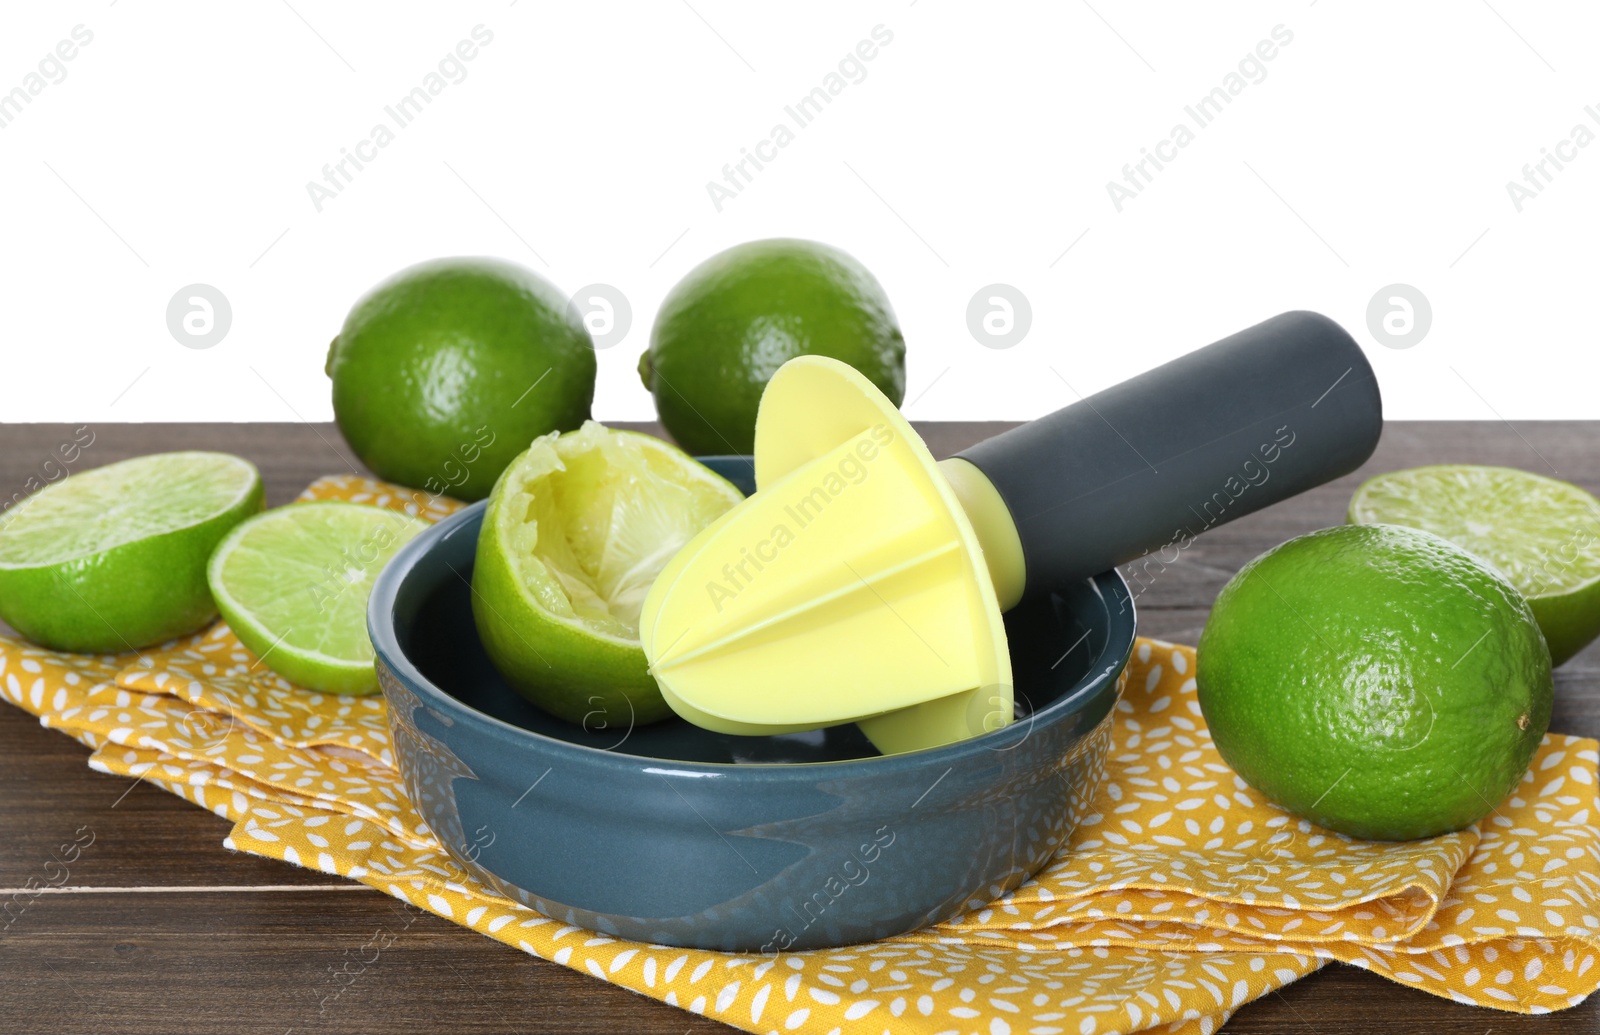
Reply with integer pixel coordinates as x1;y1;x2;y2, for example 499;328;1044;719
955;310;1383;597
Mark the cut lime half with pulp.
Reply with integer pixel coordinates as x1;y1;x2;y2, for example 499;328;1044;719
1348;464;1600;664
472;421;744;727
208;502;427;694
0;451;263;652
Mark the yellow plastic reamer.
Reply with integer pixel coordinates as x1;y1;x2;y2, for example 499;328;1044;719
641;312;1385;754
640;356;1016;755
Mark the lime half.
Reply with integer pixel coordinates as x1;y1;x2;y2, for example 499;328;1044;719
208;502;426;694
0;452;263;652
472;421;743;726
1349;464;1600;665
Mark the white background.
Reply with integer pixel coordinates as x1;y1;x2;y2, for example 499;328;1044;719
1;1;1596;424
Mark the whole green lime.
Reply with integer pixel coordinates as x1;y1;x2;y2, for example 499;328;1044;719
1197;523;1552;841
639;239;906;455
327;257;596;501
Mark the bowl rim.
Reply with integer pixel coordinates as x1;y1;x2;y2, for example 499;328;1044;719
369;498;1136;777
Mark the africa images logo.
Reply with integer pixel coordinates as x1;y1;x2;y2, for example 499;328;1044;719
305;25;495;211
704;424;894;613
1104;24;1294;212
705;24;895;211
0;24;93;131
759;825;896;955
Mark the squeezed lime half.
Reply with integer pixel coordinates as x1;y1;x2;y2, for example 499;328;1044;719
472;422;743;725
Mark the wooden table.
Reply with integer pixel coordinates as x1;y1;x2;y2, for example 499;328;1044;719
1;421;1595;1034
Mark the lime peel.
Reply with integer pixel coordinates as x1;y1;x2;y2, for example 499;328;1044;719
208;501;426;695
472;422;743;726
1348;464;1600;664
0;452;263;653
1198;523;1553;842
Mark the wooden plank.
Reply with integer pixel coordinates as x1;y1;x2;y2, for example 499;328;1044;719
0;890;734;1034
1;421;1598;1033
0;890;1591;1035
1229;965;1594;1033
0;422;372;510
0;702;348;889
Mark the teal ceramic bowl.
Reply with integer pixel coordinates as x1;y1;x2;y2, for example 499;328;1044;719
369;457;1135;952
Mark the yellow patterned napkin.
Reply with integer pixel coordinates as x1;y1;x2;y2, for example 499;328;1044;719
2;474;1598;1035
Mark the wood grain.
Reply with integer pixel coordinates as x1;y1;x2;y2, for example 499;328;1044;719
0;421;1596;1033
0;891;734;1035
0;703;344;890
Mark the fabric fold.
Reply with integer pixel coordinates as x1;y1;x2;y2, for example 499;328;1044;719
0;473;1596;1033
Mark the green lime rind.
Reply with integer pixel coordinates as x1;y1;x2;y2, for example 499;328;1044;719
208;502;426;695
1197;523;1552;842
0;452;263;653
472;422;743;727
643;238;906;456
328;257;597;502
1348;463;1600;665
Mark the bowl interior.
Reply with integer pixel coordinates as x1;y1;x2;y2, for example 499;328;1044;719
386;456;1133;766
